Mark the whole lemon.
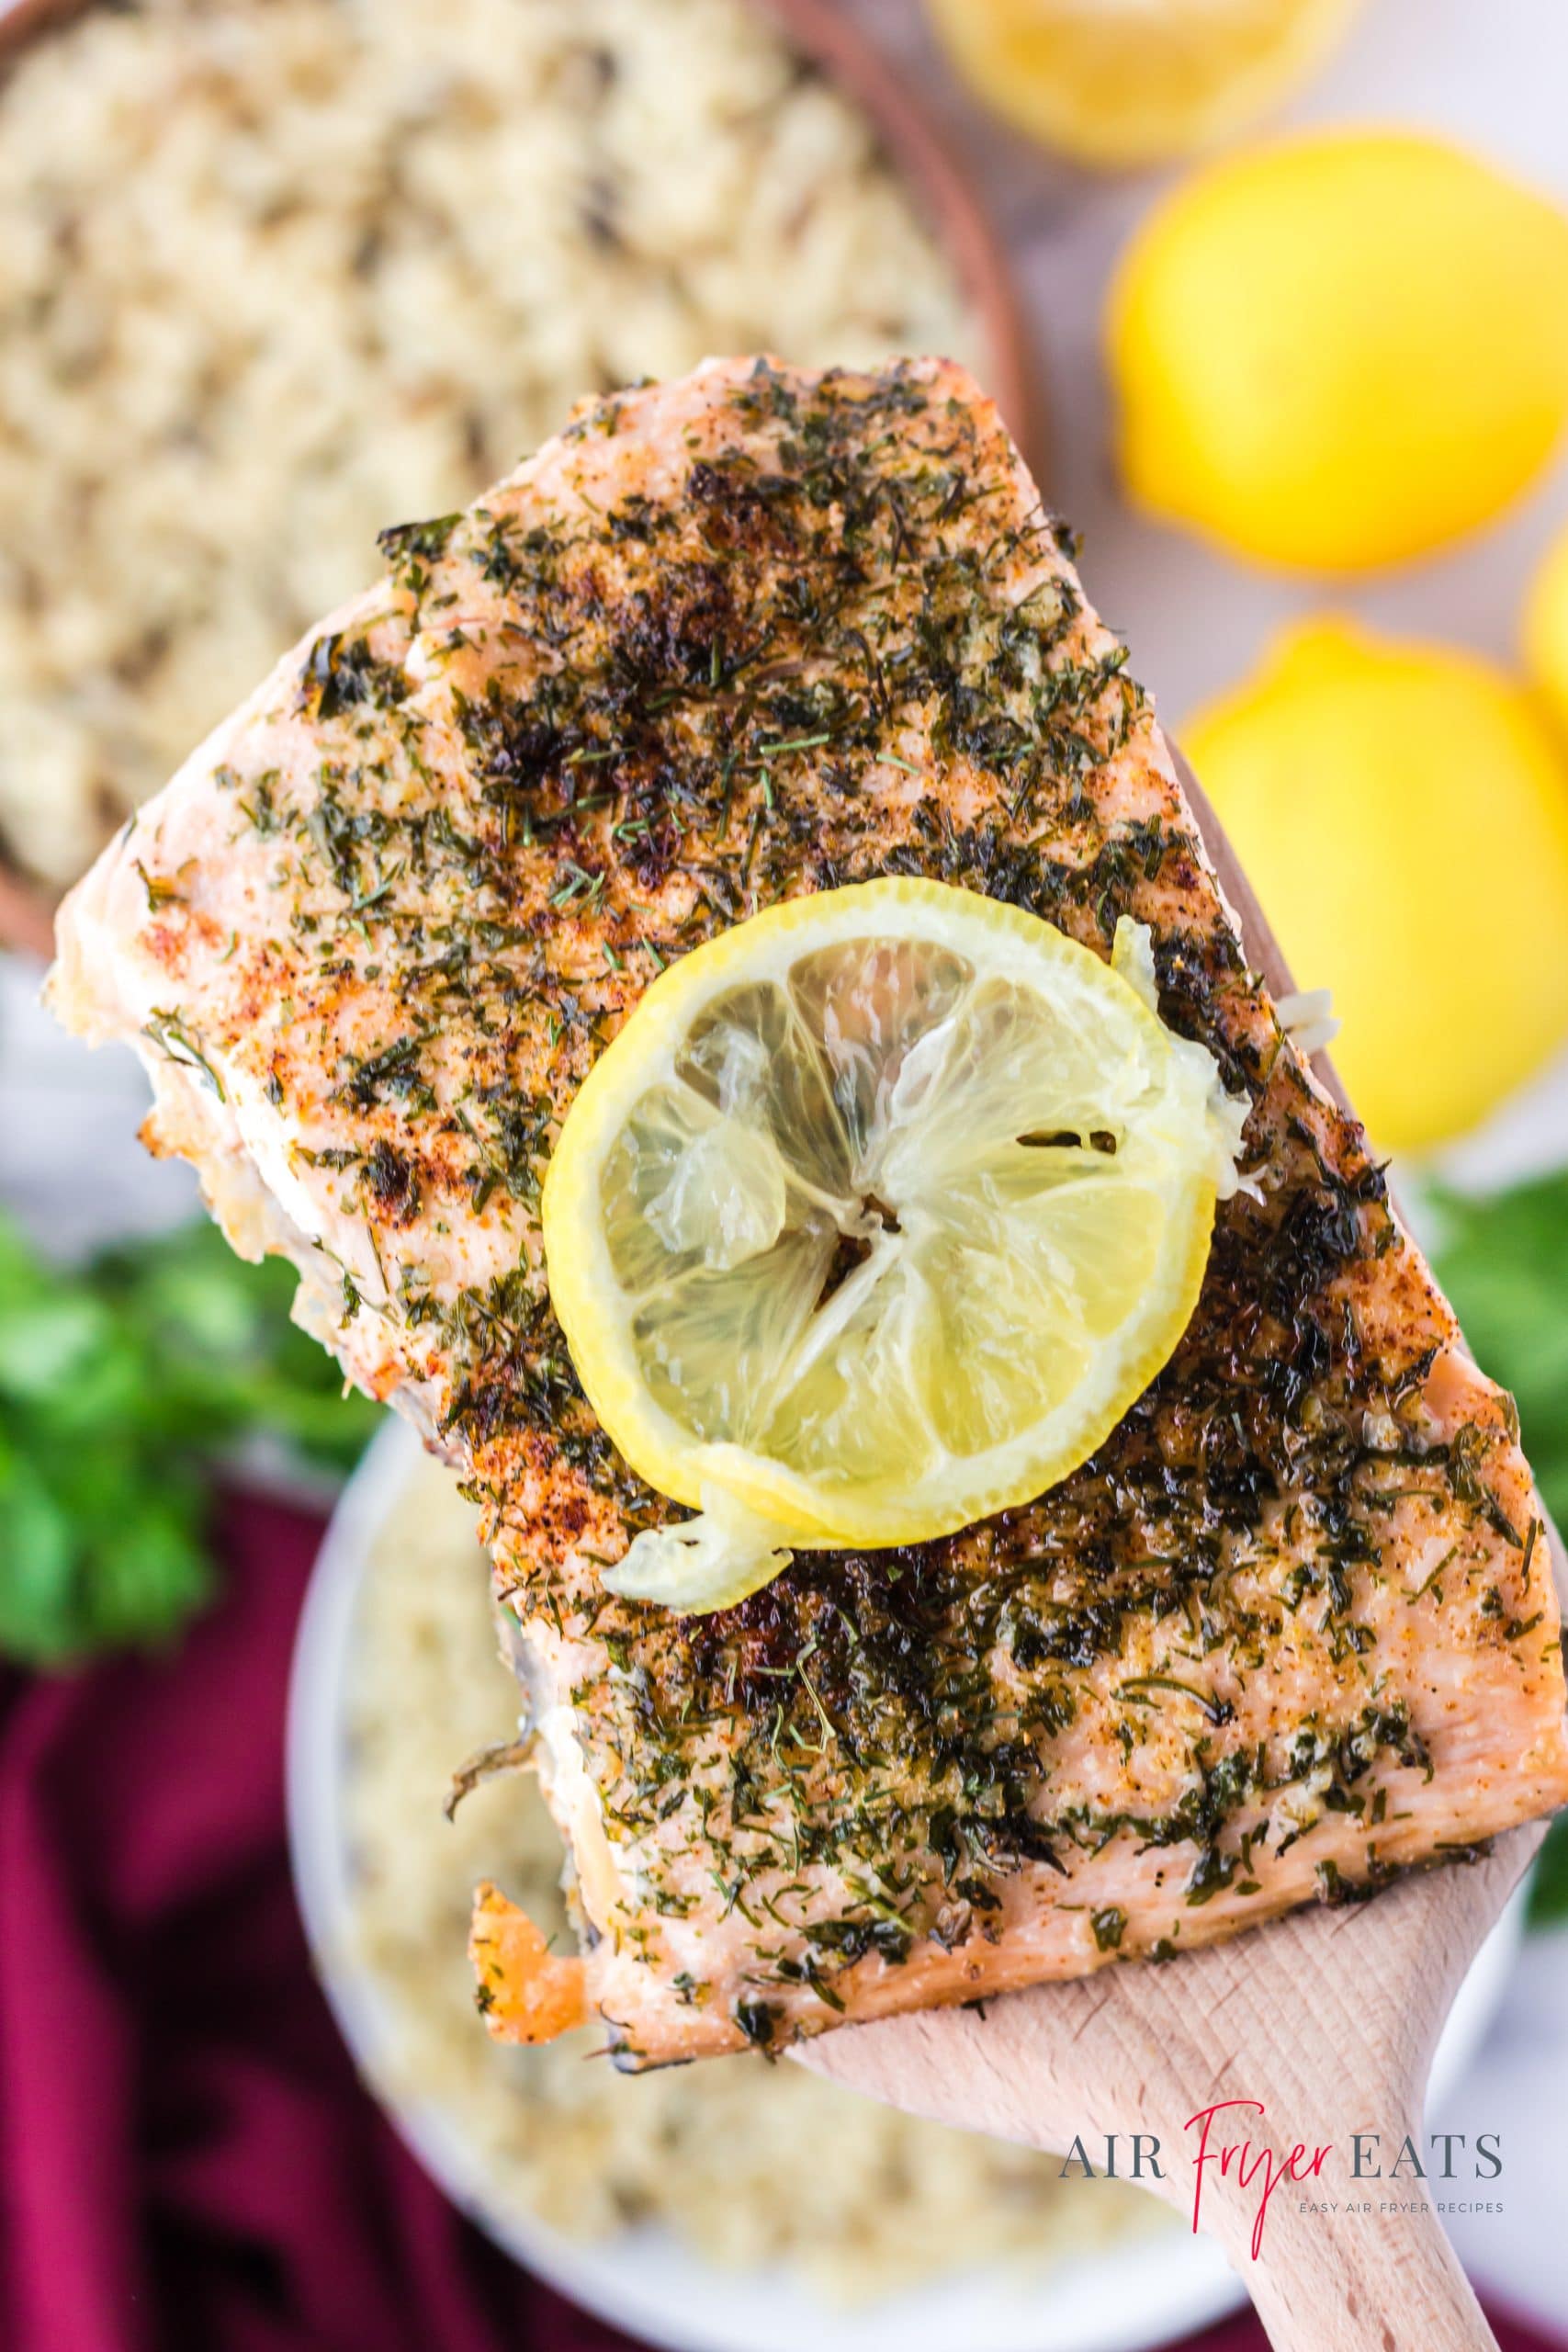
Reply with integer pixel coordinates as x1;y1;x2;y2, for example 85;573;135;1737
1110;132;1568;571
1522;514;1568;741
1185;618;1568;1151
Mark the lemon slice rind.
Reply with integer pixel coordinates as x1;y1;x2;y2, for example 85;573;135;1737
604;1484;797;1614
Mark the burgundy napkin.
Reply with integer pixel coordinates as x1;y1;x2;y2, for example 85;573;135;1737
0;1488;1556;2352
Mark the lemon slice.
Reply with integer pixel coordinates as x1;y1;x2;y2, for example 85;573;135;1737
543;879;1247;1605
925;0;1358;173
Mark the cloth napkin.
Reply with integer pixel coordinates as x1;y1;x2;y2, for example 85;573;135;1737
0;1489;1558;2352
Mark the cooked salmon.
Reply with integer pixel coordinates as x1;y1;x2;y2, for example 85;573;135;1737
51;357;1568;2065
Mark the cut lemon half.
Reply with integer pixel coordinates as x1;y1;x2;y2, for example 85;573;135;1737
543;879;1247;1604
924;0;1359;174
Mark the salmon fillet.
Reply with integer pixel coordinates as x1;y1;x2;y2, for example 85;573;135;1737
51;356;1568;2064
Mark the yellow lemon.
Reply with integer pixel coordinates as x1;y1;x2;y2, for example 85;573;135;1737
543;879;1247;1609
1110;131;1568;571
1186;618;1568;1151
1522;515;1568;741
924;0;1357;173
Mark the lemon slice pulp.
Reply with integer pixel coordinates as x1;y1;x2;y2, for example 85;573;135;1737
543;879;1247;1607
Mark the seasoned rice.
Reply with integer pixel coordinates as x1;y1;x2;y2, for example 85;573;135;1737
0;0;976;884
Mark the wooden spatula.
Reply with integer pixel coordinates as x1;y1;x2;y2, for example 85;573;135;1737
795;752;1561;2352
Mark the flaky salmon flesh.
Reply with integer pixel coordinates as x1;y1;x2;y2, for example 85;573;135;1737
51;357;1568;2065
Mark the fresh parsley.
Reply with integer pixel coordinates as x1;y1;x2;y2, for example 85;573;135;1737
0;1213;380;1668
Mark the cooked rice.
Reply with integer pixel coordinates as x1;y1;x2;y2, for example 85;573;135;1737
0;0;977;885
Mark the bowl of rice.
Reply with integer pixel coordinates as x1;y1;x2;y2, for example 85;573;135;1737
0;0;1028;942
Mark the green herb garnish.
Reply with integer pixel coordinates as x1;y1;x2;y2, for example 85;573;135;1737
1430;1170;1568;1925
0;1212;380;1667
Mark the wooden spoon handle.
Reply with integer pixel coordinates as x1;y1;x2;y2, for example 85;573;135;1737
1196;2161;1496;2352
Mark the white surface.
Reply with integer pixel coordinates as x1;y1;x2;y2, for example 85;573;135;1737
0;950;196;1257
1442;1925;1568;2338
287;1417;1527;2352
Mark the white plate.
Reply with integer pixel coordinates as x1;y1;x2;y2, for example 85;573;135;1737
287;1417;1526;2352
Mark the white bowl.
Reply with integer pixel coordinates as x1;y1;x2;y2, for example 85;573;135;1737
288;1417;1525;2352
